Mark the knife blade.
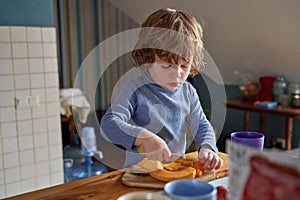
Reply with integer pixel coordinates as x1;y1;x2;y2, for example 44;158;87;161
162;153;186;164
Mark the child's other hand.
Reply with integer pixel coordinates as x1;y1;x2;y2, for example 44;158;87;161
198;145;223;171
135;130;172;162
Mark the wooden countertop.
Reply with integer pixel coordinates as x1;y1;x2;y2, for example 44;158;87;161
5;170;160;200
5;152;228;200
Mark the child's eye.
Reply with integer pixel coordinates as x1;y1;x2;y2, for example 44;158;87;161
160;65;171;69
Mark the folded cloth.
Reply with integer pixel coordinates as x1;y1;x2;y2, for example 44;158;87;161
60;88;91;123
60;88;83;98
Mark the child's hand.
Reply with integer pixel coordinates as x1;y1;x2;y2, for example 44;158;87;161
198;145;223;171
135;130;172;162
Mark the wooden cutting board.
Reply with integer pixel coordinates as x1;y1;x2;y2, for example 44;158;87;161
121;152;229;189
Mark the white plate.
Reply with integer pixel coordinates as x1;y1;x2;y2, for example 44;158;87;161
208;177;229;188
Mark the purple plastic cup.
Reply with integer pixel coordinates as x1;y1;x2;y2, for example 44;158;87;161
231;131;265;151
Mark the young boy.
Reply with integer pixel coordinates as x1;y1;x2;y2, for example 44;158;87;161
101;8;223;171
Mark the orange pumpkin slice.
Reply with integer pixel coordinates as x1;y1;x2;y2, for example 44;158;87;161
149;167;196;182
164;162;183;171
136;158;164;172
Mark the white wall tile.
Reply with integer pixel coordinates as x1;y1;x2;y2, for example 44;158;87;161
21;164;36;179
11;27;26;42
13;58;29;74
50;158;63;174
46;102;60;117
33;118;47;133
2;137;18;153
12;43;28;58
46;88;59;102
37;175;50;190
0;189;3;200
26;27;41;42
44;58;58;72
0;59;13;74
0;140;2;154
31;89;45;103
15;89;30;97
4;166;20;183
29;58;43;73
0;169;4;184
15;74;30;89
16;108;32;121
45;73;59;87
35;147;49;162
19;149;34;165
43;43;57;57
48;130;62;145
47;116;61;131
0;91;15;107
36;161;49;176
17;120;32;136
30;74;45;88
0;27;10;42
0;185;5;199
5;181;21;198
33;132;47;148
4;152;19;168
0;26;62;198
0;75;14;91
51;172;64;186
0;107;16;123
28;43;43;57
0;155;3;170
42;28;56;42
18;135;33;151
49;144;62;159
0;43;12;58
21;178;37;193
32;103;46;118
1;122;17;138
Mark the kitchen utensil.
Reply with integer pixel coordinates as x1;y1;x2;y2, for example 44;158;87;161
162;153;186;164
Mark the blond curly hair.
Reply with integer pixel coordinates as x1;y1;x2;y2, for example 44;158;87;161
132;8;205;77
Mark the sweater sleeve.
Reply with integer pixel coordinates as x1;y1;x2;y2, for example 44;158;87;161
100;82;145;151
187;86;218;153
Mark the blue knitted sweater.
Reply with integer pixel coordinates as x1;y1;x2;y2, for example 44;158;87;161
100;70;217;166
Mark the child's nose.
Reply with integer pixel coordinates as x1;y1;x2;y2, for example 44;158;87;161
171;65;182;77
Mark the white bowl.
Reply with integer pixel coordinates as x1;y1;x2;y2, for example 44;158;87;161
117;191;170;200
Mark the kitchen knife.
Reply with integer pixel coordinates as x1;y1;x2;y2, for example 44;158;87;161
162;153;186;164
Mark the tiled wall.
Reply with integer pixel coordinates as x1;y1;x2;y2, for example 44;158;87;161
0;26;63;198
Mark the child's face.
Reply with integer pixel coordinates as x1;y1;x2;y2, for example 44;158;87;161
149;55;191;91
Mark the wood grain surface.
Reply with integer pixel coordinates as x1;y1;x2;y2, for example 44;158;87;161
5;153;228;200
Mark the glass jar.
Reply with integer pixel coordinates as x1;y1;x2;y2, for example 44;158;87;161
288;83;300;95
273;76;287;102
291;89;300;107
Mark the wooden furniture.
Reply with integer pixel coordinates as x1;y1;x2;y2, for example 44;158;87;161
5;153;228;200
61;115;76;145
5;170;157;200
226;99;300;150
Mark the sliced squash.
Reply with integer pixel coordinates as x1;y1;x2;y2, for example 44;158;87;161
164;162;183;171
184;151;199;161
174;159;194;167
193;161;204;177
149;167;196;182
135;158;164;172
